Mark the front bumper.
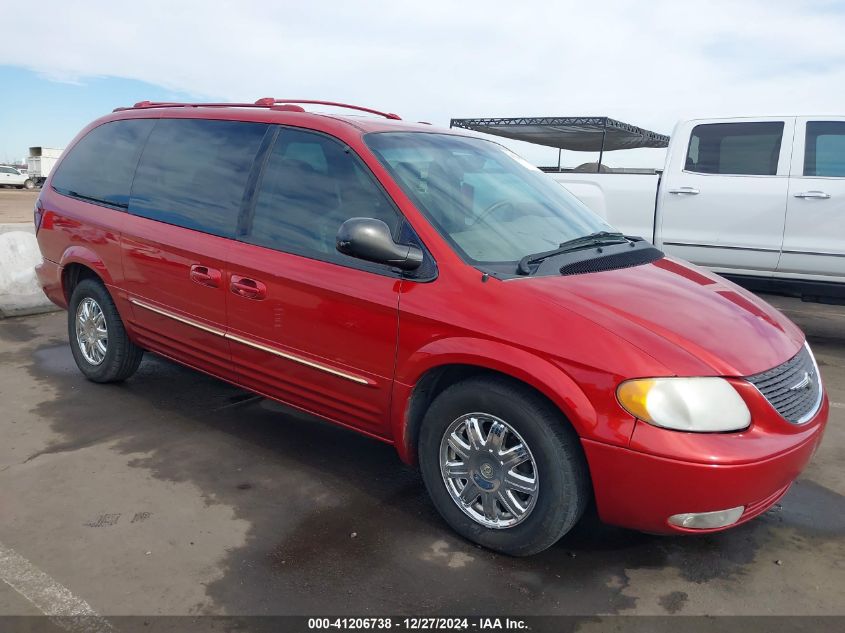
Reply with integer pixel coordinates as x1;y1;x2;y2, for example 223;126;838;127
583;390;828;534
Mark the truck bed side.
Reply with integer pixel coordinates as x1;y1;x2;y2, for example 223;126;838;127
549;172;660;239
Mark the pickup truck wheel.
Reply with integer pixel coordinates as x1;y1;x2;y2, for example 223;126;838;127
68;279;143;383
23;179;35;189
418;376;590;556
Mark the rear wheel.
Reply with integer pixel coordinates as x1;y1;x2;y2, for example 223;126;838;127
418;376;590;556
68;278;143;383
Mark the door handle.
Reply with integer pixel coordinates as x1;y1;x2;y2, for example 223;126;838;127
190;265;222;288
668;187;700;195
230;275;267;300
794;190;831;199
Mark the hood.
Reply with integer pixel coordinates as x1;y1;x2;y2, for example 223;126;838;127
524;257;804;376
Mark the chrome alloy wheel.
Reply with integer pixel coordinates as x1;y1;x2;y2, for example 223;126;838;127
75;297;108;366
439;413;539;529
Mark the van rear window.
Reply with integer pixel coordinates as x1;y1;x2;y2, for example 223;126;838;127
129;119;268;238
52;119;154;208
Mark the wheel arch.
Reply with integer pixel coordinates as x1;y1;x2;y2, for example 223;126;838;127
392;338;597;465
59;247;114;303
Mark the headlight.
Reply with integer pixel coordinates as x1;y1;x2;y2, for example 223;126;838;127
617;377;750;432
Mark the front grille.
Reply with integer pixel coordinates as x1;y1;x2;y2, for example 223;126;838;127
746;345;822;424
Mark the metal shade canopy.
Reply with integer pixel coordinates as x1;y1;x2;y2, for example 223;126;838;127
449;116;670;152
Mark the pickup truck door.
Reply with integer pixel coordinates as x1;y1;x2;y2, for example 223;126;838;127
779;117;845;284
657;118;794;276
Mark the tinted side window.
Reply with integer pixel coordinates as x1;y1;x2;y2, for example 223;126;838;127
243;128;399;264
52;119;154;207
685;122;784;176
804;121;845;177
130;119;267;237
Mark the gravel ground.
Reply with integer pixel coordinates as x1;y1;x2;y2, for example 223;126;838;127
0;188;38;224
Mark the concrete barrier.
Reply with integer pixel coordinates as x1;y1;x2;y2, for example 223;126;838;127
0;229;60;318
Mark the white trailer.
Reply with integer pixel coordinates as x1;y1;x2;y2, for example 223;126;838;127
27;147;64;186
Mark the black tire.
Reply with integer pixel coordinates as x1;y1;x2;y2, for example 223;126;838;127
68;278;143;383
418;375;590;556
23;179;35;190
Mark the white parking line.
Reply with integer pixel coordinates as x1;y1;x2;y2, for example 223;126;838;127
832;402;844;409
0;541;112;632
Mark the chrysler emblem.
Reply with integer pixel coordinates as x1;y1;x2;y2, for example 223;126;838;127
789;371;813;392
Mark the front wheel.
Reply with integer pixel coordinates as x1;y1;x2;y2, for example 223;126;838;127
418;376;590;556
23;179;35;190
68;278;143;383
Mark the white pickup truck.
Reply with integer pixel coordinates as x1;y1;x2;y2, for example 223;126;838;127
451;115;845;303
0;165;35;189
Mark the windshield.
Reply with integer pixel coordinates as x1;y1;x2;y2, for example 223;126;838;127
364;132;614;272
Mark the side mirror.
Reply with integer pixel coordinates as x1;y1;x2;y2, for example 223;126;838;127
336;218;424;271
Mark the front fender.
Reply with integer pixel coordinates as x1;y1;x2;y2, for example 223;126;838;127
391;337;598;464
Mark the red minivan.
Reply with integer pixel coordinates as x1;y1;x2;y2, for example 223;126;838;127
35;99;828;555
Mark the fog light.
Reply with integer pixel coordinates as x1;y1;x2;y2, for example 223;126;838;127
668;506;744;529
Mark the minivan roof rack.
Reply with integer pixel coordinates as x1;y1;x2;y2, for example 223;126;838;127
115;98;401;120
254;99;401;119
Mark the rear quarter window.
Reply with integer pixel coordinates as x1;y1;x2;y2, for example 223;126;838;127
129;119;268;238
51;119;155;207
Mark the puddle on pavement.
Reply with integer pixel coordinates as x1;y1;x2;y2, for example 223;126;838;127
0;319;36;343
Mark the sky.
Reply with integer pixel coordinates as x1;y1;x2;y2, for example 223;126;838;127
2;0;845;168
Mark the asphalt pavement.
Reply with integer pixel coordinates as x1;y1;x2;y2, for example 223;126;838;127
0;294;843;620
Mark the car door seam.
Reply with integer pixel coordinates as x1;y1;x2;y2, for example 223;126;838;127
776;117;798;272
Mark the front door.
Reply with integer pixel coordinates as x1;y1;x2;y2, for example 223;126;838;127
226;126;404;438
779;117;845;284
658;118;793;276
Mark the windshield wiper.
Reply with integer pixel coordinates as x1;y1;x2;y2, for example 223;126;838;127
516;231;628;275
67;190;128;209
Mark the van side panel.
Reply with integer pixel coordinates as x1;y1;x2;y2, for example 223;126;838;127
36;187;127;311
119;217;236;383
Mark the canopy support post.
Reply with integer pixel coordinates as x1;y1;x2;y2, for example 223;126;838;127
557;148;561;171
597;118;607;173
